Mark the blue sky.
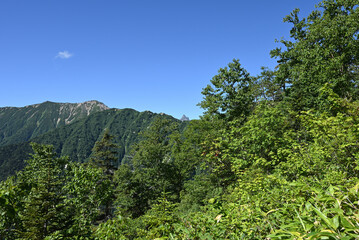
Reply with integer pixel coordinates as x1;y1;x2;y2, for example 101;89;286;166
1;0;321;119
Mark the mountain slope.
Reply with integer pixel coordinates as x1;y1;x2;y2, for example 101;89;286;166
0;100;109;146
0;108;184;180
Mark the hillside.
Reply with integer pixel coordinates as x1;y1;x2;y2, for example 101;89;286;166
0;100;109;146
1;1;358;238
0;107;184;180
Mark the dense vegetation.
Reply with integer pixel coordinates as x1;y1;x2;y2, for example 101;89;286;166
0;108;182;180
1;0;359;239
0;100;108;147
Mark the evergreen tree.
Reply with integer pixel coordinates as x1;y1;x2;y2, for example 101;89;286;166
90;129;119;221
19;143;71;239
91;129;119;178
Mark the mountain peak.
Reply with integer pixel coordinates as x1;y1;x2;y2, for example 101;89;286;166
0;100;110;146
80;100;109;109
180;114;190;121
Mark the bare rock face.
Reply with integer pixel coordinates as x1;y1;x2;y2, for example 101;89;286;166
58;100;110;125
0;100;110;146
81;100;109;112
180;114;190;122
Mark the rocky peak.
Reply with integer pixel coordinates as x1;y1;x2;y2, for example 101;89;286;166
0;100;110;146
180;114;190;121
80;100;109;110
57;101;109;124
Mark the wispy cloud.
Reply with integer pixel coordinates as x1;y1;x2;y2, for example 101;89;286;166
56;50;73;59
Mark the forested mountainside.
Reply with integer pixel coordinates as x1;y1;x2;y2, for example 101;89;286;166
1;1;359;239
0;107;183;180
0;100;108;146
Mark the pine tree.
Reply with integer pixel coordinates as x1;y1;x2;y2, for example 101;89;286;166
91;129;119;178
19;143;71;239
90;129;119;221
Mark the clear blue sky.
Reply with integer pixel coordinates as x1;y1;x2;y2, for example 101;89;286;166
1;0;321;119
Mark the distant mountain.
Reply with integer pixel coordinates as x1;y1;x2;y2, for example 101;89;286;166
0;100;109;146
180;114;190;121
0;106;185;180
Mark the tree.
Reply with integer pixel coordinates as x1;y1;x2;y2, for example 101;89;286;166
170;119;209;183
0;177;24;239
271;0;359;111
90;129;119;221
197;60;258;187
19;143;71;239
199;59;256;122
64;162;115;238
115;117;181;217
91;129;119;178
255;67;282;102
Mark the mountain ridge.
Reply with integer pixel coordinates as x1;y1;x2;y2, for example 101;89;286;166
0;100;109;146
0;102;186;180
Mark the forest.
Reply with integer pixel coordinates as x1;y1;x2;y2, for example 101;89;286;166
1;0;359;239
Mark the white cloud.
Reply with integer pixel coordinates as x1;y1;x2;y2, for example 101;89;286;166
56;50;73;59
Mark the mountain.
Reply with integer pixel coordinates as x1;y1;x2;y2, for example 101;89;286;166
0;100;109;146
0;106;185;180
180;114;190;121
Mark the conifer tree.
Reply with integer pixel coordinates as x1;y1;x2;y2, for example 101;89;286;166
19;143;71;239
91;129;119;178
90;129;119;220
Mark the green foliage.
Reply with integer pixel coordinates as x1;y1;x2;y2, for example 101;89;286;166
93;214;136;240
115;118;182;217
199;59;256;121
90;129;119;177
255;67;283;102
0;143;117;239
178;172;224;214
64;162;113;238
278;87;359;181
169;119;208;183
0;142;32;181
136;192;179;239
200;118;237;187
1;1;359;239
224;102;295;175
90;129;119;221
0;108;182;180
271;0;359;110
269;183;359;239
18;143;72;239
171;205;230;239
0;101;107;147
0;177;24;239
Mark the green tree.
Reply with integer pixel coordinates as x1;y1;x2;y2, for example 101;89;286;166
64;162;114;238
136;191;179;239
198;59;259;188
19;143;71;239
199;59;256;122
115;117;181;217
255;67;282;102
278;85;359;182
0;177;26;239
170;119;212;184
271;0;359;111
90;129;119;221
91;129;119;178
